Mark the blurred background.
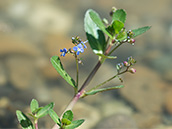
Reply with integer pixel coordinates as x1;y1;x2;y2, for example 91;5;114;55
0;0;172;128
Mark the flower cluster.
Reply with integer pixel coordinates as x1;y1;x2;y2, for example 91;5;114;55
60;36;87;57
116;56;136;74
73;41;87;55
60;48;68;57
127;30;135;45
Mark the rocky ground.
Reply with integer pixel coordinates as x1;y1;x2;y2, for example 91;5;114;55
0;0;172;129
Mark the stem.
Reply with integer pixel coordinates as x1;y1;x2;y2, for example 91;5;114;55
35;120;38;129
108;43;123;56
52;91;84;129
78;59;103;92
87;68;128;93
75;54;79;93
89;75;118;91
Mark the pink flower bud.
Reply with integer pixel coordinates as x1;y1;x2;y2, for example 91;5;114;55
129;68;136;74
123;61;129;66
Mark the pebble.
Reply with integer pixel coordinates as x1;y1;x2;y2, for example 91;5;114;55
0;61;7;86
5;56;36;89
134;113;161;129
164;88;172;114
0;97;10;108
94;113;138;129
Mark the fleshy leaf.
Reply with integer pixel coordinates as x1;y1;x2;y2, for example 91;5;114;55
85;85;124;95
49;109;61;126
16;110;34;129
116;30;127;41
30;99;39;114
65;119;85;129
51;56;76;88
62;110;73;121
112;9;126;23
106;20;124;36
132;26;151;37
36;102;54;119
62;118;71;126
112;20;124;34
96;53;117;59
89;9;112;38
84;9;107;54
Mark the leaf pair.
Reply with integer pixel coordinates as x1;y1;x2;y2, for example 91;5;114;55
16;99;54;129
62;110;84;129
49;110;84;129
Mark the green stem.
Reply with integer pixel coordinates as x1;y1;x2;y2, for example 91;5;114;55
88;75;118;91
78;59;103;92
87;68;129;93
108;42;123;56
75;54;79;93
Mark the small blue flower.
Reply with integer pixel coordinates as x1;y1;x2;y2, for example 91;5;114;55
73;43;84;55
81;41;87;49
60;48;68;57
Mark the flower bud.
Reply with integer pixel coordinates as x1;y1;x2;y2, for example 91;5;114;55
116;63;123;70
110;7;117;16
112;39;116;44
128;39;135;44
127;30;134;37
123;61;129;67
129;68;136;74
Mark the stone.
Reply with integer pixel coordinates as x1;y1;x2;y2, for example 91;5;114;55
100;99;134;117
73;101;101;129
0;61;7;86
26;2;74;34
0;97;10;108
94;113;138;129
134;113;161;129
164;88;172;114
5;55;37;89
120;65;167;114
0;34;41;57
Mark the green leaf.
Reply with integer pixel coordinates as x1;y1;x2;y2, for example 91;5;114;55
36;102;54;119
132;26;151;37
62;118;71;126
112;20;124;34
62;110;73;121
49;109;61;126
112;9;126;23
30;99;39;114
84;9;107;54
106;20;124;36
89;9;112;38
116;31;127;41
16;110;34;129
96;53;117;59
85;85;124;95
65;119;85;129
51;56;76;88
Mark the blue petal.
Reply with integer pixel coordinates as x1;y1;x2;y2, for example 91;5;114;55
78;44;83;49
80;48;84;53
61;52;66;57
73;46;78;51
60;49;63;52
76;51;80;55
63;48;67;53
83;43;87;48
